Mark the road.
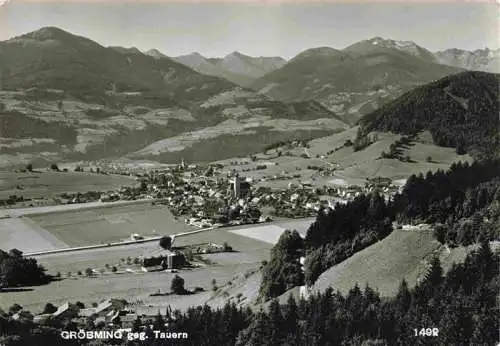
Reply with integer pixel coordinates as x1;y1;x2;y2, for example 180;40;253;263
26;217;316;258
24;227;215;257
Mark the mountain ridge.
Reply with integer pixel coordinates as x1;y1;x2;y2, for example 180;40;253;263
0;27;347;167
249;40;465;123
359;70;500;158
170;51;287;87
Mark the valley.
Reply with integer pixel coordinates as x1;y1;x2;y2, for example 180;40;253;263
0;16;498;346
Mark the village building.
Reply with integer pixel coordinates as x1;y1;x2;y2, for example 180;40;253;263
140;250;186;272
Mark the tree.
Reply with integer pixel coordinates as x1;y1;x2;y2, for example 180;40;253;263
395;279;412;313
283;294;299;337
153;311;165;331
456;141;467;155
25;164;33;172
50;164;59;171
85;268;94;277
8;304;22;315
433;224;447;244
426;156;433;163
268;299;284;345
132;316;142;333
259;230;305;300
159;236;172;250
42;303;57;314
420;256;443;294
171;275;186;295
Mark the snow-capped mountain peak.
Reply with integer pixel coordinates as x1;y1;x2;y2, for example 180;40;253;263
368;37;422;56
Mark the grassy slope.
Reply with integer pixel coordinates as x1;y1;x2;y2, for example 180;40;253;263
312;229;440;297
0;171;137;199
234;127;471;186
28;202;191;247
311;230;500;298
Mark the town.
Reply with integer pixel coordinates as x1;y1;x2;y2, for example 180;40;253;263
1;158;402;232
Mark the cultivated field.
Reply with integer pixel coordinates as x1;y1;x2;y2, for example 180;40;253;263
0;171;137;200
0;263;258;314
0;217;69;253
0;226;274;312
231;225;290;245
217;127;470;190
229;219;312;245
28;201;192;247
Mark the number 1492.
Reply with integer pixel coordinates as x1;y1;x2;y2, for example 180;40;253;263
414;328;439;337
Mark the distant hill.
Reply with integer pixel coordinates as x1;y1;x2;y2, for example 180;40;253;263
434;48;500;73
250;38;463;123
144;48;168;59
0;27;344;167
359;71;500;158
171;51;287;87
109;46;142;55
344;37;437;63
0;27;236;103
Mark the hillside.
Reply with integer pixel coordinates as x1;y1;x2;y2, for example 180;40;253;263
127;94;348;163
312;229;440;297
0;27;345;168
359;71;500;158
344;37;437;63
0;27;235;102
250;39;463;123
270;229;498;299
171;51;287;87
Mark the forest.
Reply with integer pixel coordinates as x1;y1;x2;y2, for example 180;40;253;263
359;71;500;158
0;249;49;288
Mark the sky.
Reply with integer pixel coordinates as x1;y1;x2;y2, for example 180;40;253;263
0;1;498;59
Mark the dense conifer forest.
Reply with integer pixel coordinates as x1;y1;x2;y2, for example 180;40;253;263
359;71;500;158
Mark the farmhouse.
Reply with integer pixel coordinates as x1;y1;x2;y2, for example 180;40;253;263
140;250;186;271
34;302;79;322
79;299;127;319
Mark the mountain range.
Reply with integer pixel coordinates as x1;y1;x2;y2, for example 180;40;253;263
149;37;498;124
148;50;287;87
0;27;498;167
434;48;500;73
250;37;466;123
146;38;500;91
0;27;345;167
